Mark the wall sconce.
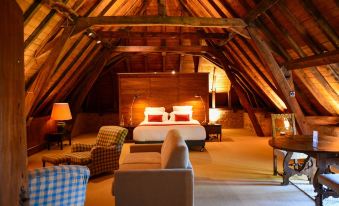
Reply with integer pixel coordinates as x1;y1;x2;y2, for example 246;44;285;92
194;94;206;124
209;108;220;124
51;103;72;133
130;94;141;126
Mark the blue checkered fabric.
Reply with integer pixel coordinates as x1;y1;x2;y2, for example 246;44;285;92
28;165;90;206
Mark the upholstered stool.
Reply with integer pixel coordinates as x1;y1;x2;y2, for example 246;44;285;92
42;154;70;167
65;152;92;165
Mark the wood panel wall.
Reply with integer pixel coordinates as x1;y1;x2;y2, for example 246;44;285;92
0;1;27;204
118;73;209;126
26;116;57;155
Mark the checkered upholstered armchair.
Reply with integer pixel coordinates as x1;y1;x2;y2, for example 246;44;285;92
28;165;90;206
66;126;128;176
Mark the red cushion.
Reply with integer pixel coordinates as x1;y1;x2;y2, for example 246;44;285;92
174;114;190;121
148;114;163;122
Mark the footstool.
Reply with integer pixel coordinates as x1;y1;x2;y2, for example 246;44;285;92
41;154;71;167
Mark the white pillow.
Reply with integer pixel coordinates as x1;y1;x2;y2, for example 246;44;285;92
144;111;169;122
173;106;193;112
145;107;165;113
169;111;193;121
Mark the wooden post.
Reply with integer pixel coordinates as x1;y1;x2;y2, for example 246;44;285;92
0;1;27;205
248;26;311;134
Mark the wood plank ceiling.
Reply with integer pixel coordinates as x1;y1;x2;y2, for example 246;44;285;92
17;0;339;133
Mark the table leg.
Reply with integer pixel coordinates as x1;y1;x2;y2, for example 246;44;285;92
314;154;333;206
282;152;293;185
281;152;313;186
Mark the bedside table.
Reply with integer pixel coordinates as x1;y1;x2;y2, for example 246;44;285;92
203;124;222;142
45;132;65;150
124;125;135;142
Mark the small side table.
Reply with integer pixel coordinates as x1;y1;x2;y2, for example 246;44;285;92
203;124;222;142
45;132;64;150
124;125;135;142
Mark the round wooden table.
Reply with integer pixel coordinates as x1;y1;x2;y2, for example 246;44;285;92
269;135;339;204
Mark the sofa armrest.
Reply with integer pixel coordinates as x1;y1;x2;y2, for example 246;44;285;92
113;169;193;206
71;143;95;152
129;144;162;153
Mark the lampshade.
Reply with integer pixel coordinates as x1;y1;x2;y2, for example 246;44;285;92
51;103;72;120
209;108;220;124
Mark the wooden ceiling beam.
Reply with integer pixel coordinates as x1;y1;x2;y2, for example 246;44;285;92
96;31;229;40
109;45;212;53
284;50;339;70
73;16;247;36
305;116;339;126
245;0;281;22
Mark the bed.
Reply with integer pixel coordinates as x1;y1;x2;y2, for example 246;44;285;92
133;106;206;151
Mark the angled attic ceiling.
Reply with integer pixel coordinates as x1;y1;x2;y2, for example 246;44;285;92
18;0;338;124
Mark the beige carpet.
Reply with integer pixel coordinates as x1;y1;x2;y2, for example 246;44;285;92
28;129;315;206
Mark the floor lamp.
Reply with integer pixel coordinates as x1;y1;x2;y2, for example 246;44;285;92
195;95;206;124
129;94;141;126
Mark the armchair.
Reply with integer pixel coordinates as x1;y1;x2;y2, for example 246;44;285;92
28;165;90;206
66;126;128;176
113;129;194;206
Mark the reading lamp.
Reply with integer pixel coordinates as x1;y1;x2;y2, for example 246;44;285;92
130;94;141;126
51;103;72;133
194;95;206;124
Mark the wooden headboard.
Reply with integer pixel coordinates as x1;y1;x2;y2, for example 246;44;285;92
118;72;209;126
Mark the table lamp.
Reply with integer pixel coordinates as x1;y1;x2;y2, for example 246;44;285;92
194;95;206;124
51;103;72;133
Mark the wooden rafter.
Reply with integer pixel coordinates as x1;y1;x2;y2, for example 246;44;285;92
284;50;339;70
96;31;229;40
300;0;339;48
73;16;247;36
25;26;73;118
109;45;212;53
248;26;311;134
245;0;281;22
70;50;112;113
33;43;99;115
207;45;264;136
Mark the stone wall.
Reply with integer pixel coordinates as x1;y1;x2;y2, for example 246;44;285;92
244;112;272;136
213;109;244;128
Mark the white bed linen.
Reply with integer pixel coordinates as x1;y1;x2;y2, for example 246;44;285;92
133;120;206;142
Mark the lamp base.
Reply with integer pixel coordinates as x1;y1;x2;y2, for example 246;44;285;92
56;121;66;133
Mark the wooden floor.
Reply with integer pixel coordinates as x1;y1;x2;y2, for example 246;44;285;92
28;129;315;206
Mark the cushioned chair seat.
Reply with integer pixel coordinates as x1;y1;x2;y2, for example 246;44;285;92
42;154;70;167
66;152;91;165
68;126;128;176
318;174;339;193
123;152;161;164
